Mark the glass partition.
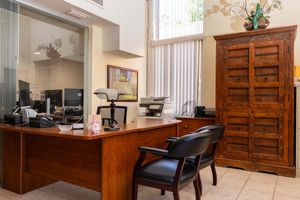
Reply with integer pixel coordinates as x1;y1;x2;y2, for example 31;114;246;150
0;1;85;120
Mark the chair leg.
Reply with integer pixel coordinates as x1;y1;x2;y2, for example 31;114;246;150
132;178;138;200
161;190;166;196
193;179;201;200
173;190;180;200
211;161;217;186
198;173;203;196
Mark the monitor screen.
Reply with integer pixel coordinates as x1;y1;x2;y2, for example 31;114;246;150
18;80;30;107
45;90;63;107
64;88;83;106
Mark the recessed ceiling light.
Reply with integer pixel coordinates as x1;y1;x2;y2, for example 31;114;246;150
34;51;41;55
66;8;90;19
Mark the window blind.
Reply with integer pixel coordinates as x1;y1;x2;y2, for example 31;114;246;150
152;39;202;115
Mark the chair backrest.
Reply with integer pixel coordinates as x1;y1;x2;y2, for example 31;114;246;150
168;130;212;158
195;124;224;144
96;106;127;125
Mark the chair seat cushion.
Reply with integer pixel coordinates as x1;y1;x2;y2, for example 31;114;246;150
138;158;197;184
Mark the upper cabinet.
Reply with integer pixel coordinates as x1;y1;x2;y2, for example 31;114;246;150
102;0;145;57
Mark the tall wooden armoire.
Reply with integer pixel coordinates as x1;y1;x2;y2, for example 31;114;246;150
214;25;297;177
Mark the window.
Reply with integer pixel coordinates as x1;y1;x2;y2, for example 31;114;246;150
148;0;204;116
0;1;85;119
152;0;203;40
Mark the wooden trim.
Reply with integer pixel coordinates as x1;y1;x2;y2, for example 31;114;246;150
0;119;181;140
214;25;297;40
216;157;296;177
151;34;204;47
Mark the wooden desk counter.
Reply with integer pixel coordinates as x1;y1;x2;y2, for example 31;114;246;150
0;119;180;200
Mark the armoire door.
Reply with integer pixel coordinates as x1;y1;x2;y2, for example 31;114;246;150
252;112;288;164
220;112;250;161
250;40;286;111
222;44;250;109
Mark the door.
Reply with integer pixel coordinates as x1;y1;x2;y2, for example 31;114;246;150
220;112;250;161
250;40;289;164
252;112;288;164
250;40;285;111
222;44;251;109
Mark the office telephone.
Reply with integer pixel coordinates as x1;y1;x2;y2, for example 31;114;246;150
194;106;215;117
194;106;206;117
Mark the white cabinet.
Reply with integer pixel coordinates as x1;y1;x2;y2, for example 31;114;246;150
296;87;300;176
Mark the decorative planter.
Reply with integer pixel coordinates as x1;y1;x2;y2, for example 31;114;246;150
244;18;270;31
46;49;61;59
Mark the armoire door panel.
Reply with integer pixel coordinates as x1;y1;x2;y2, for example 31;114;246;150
221;112;250;160
253;40;283;64
254;66;279;82
228;68;249;83
253;87;279;103
225;44;250;66
253;117;279;132
223;44;250;108
252;40;285;107
227;88;249;102
252;113;287;163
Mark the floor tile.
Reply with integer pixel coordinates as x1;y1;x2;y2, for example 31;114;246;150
274;193;300;200
0;167;299;200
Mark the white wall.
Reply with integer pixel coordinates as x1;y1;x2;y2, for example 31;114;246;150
62;0;120;24
63;0;145;57
118;0;146;56
90;25;146;122
202;0;300;108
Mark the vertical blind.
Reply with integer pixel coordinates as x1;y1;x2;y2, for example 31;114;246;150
152;39;202;115
0;0;18;119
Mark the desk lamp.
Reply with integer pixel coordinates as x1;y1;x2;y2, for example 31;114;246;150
94;88;120;131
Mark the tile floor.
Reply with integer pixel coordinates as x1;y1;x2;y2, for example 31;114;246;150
0;167;299;200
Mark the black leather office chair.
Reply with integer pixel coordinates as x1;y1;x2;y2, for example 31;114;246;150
165;124;225;195
96;106;127;125
132;130;213;200
195;125;224;182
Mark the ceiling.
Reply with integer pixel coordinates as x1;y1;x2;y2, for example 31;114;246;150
18;0;116;27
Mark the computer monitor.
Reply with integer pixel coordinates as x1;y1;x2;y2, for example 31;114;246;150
64;88;84;107
18;80;31;107
32;100;46;113
45;90;63;107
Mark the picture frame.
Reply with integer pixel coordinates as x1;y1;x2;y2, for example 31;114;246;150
107;65;138;102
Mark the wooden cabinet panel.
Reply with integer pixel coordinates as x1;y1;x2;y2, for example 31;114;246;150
215;26;296;177
223;44;250;109
221;112;250;161
176;117;215;136
252;113;286;164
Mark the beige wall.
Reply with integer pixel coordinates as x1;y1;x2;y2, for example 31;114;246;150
90;25;146;122
202;0;300;108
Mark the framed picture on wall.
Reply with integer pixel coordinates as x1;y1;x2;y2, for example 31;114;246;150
107;65;138;102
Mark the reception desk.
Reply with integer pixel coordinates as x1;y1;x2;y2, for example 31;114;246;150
0;119;180;200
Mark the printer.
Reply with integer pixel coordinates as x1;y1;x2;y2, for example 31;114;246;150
138;97;173;119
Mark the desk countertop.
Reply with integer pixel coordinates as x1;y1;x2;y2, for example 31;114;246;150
0;118;181;140
176;116;215;120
